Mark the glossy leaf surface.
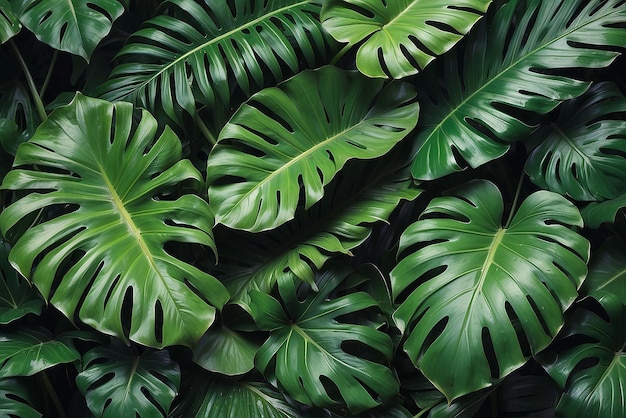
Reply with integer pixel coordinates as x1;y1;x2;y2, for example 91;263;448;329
0;93;229;348
192;327;258;376
392;180;589;400
581;192;626;228
0;378;41;417
0;1;21;44
581;237;626;305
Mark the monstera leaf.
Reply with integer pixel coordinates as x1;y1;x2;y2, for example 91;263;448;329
98;0;336;129
581;192;626;228
207;66;418;232
581;237;626;306
0;378;41;418
192;326;259;376
0;327;80;377
540;297;626;418
410;0;626;180
0;93;229;348
11;0;126;60
391;180;590;400
0;1;21;44
526;82;626;201
76;342;180;418
321;0;491;78
250;264;398;413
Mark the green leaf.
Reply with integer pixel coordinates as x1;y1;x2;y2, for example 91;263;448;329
0;1;21;44
391;180;590;400
540;298;626;418
410;0;626;180
98;0;336;128
0;80;38;150
11;0;126;61
251;264;399;413
581;237;626;305
76;342;180;418
0;240;43;324
207;66;419;232
321;0;492;79
526;82;626;201
581;192;626;228
192;327;259;376
0;378;41;418
0;93;229;348
0;327;80;377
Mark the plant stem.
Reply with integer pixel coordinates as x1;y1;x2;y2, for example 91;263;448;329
330;43;353;66
195;115;217;146
9;40;47;121
505;162;527;228
40;50;58;98
41;371;67;418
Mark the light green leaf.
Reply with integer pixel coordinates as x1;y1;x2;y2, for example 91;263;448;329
526;82;626;201
192;327;259;376
391;180;590;400
0;1;21;44
0;327;79;377
207;66;418;232
321;0;492;78
0;378;41;417
410;0;626;180
581;192;626;228
12;0;126;60
77;342;180;418
98;0;336;129
251;264;399;413
0;93;229;348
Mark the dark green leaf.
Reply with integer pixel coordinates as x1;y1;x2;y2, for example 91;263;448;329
0;93;229;348
0;378;41;417
0;1;21;44
582;237;626;305
581;192;626;228
192;327;259;376
392;180;589;400
0;80;38;151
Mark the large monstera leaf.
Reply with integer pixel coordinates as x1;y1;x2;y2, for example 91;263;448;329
410;0;626;180
321;0;492;79
98;0;336;129
77;342;180;418
391;180;590;400
207;66;419;232
0;93;229;348
526;82;626;201
250;264;399;413
11;0;127;60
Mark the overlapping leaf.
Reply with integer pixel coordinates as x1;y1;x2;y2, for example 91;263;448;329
410;0;626;180
77;342;180;418
526;82;626;201
11;0;126;60
321;0;492;78
0;378;41;417
581;237;626;306
98;0;336;129
0;1;21;44
0;93;229;348
391;180;590;400
581;192;626;228
192;326;259;376
251;264;398;413
207;66;419;232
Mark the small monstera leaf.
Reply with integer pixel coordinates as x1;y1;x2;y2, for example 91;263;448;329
581;237;626;306
0;93;229;348
391;180;590;400
581;193;626;228
77;342;180;418
0;378;41;418
207;66;418;232
411;0;626;180
540;297;626;418
251;264;398;413
192;326;259;376
0;327;80;377
98;0;336;129
0;240;43;324
321;0;492;79
0;1;21;44
526;82;626;201
11;0;126;60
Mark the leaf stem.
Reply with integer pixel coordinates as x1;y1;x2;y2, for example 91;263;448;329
330;43;353;66
41;371;67;418
505;162;527;228
195;115;217;146
40;50;58;98
9;40;47;121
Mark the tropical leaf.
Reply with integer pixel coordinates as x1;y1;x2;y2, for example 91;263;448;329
98;0;337;129
0;1;21;44
0;378;41;418
526;82;626;201
581;192;626;228
391;180;590;400
76;341;180;418
540;297;626;418
11;0;126;60
0;240;43;324
321;0;492;79
251;263;398;413
581;236;626;305
0;80;38;151
410;0;626;180
0;93;229;348
0;327;80;377
207;66;419;232
192;326;259;376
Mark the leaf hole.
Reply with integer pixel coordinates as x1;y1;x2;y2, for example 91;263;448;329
425;20;462;36
340;3;375;19
183;278;212;306
87;372;115;392
377;47;392;78
481;327;500;379
407;35;435;59
419;316;449;359
141;386;168;416
154;300;164;344
87;2;114;20
448;5;484;15
526;295;553;338
600;146;626;159
505;302;531;358
399;44;422;71
465;117;506;145
248;100;294;133
102;273;120;308
564;357;600;391
120;287;134;337
341;340;386;364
